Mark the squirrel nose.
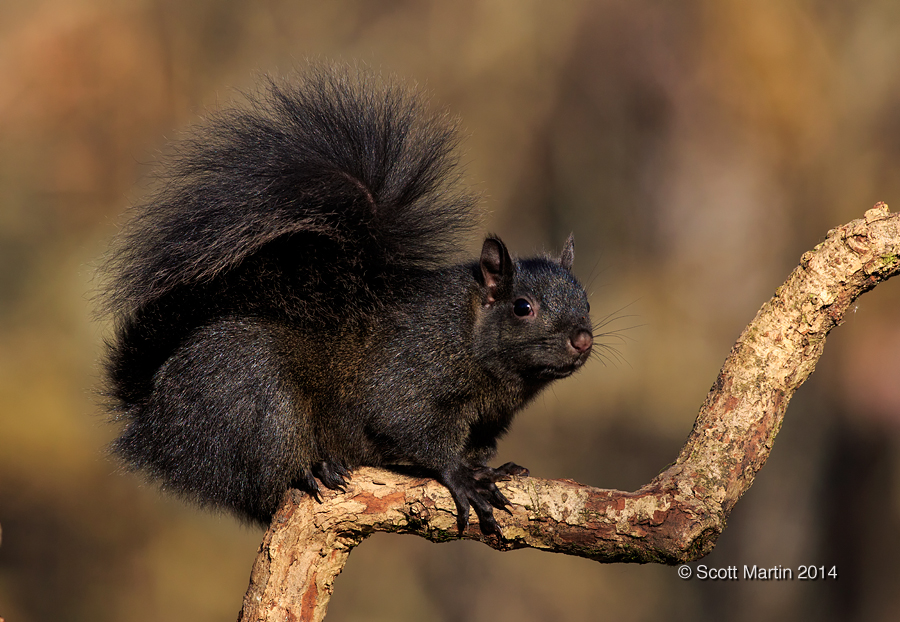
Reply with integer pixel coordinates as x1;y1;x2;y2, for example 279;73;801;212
570;329;593;354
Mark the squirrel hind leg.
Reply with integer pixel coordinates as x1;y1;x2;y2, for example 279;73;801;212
114;318;319;525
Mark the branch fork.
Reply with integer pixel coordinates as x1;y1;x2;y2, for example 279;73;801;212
239;203;900;622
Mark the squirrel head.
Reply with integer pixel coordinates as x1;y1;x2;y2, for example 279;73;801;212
474;235;593;383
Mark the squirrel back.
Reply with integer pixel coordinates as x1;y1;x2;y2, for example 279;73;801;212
101;67;593;534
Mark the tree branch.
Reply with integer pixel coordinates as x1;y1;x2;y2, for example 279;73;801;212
238;203;900;622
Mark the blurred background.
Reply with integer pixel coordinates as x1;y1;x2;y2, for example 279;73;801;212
1;0;899;620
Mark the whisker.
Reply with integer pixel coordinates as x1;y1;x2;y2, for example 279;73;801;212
590;343;631;369
584;299;645;369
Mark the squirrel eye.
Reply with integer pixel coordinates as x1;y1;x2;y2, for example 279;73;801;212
513;298;533;317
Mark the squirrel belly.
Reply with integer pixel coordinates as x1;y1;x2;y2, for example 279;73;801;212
101;67;593;535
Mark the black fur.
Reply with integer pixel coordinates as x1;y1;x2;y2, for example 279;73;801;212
101;67;594;534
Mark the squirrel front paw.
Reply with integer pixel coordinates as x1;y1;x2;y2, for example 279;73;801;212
472;461;529;481
312;460;351;491
439;463;528;536
292;460;351;503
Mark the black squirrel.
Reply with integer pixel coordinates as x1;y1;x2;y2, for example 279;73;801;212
100;67;593;535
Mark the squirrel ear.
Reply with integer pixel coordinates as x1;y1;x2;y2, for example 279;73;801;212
559;233;575;271
480;236;513;304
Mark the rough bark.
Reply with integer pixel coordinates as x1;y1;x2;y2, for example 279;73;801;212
237;203;900;622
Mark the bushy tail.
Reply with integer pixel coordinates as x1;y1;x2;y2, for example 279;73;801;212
100;66;477;408
102;66;477;319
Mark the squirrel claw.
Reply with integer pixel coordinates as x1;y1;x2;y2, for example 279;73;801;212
292;470;324;503
456;508;470;534
495;462;529;477
475;514;502;537
312;460;351;491
472;462;529;482
474;478;512;512
441;464;512;537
